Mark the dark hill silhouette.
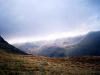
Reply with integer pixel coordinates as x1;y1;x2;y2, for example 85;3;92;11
67;31;100;56
0;35;27;55
12;31;100;57
36;31;100;57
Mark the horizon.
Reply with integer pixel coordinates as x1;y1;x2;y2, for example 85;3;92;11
7;31;88;44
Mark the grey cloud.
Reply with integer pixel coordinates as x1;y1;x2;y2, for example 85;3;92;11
0;0;100;40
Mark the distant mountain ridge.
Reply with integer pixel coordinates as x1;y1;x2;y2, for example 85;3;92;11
41;31;100;57
67;31;100;56
14;35;83;56
14;31;100;57
0;36;27;55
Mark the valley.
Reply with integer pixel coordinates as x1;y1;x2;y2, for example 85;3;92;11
0;31;100;75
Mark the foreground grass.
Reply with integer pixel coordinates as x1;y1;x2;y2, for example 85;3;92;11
0;50;100;75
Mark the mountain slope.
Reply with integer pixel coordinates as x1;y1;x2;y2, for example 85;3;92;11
14;35;83;57
66;31;100;56
13;31;100;57
32;31;100;57
0;36;26;55
0;35;100;75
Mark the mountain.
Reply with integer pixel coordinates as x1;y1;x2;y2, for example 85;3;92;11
66;31;100;56
40;31;100;57
14;31;100;57
0;35;27;55
0;35;100;75
14;36;83;56
36;31;100;57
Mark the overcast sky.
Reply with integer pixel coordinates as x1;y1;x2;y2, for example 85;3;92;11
0;0;100;43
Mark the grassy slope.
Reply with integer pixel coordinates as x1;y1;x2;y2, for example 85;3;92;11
0;49;100;75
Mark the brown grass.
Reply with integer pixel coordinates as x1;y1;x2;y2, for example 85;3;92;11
0;49;100;75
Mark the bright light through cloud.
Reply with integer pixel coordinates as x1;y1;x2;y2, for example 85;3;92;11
0;0;100;43
8;31;87;44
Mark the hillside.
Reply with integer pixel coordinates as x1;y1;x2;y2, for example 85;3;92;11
0;36;26;55
41;31;100;57
14;35;84;57
66;31;100;56
0;35;100;75
29;31;100;57
14;31;100;57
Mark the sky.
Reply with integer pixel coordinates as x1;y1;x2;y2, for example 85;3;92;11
0;0;100;43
